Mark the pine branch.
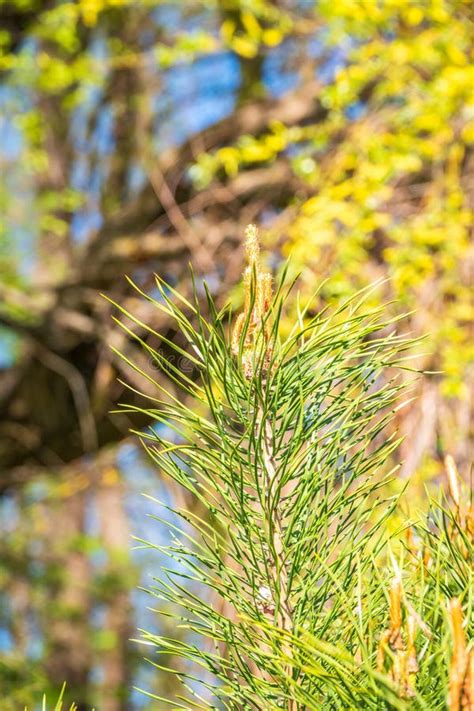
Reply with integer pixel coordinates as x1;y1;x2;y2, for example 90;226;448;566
109;225;444;709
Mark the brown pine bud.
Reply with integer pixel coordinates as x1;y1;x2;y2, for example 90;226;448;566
461;650;473;711
448;598;468;711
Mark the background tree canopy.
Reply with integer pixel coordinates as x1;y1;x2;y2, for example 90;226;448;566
0;1;472;709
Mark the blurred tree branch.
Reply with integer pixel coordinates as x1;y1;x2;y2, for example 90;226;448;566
0;74;323;486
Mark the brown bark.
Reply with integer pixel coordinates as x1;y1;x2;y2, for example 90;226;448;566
43;482;92;711
96;465;134;711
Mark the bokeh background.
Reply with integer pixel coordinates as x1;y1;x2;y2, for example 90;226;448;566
0;1;472;709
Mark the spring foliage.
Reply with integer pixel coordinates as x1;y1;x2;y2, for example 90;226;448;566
112;226;472;709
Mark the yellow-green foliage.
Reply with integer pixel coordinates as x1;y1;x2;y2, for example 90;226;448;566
292;2;472;399
3;2;470;406
188;2;472;505
194;2;472;401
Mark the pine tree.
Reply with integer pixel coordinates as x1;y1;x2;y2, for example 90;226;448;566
111;226;471;709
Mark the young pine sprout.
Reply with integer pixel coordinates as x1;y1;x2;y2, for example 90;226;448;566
447;598;473;711
231;224;274;378
377;574;419;699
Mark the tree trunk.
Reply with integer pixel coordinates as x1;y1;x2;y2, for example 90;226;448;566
43;481;92;711
97;465;133;711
